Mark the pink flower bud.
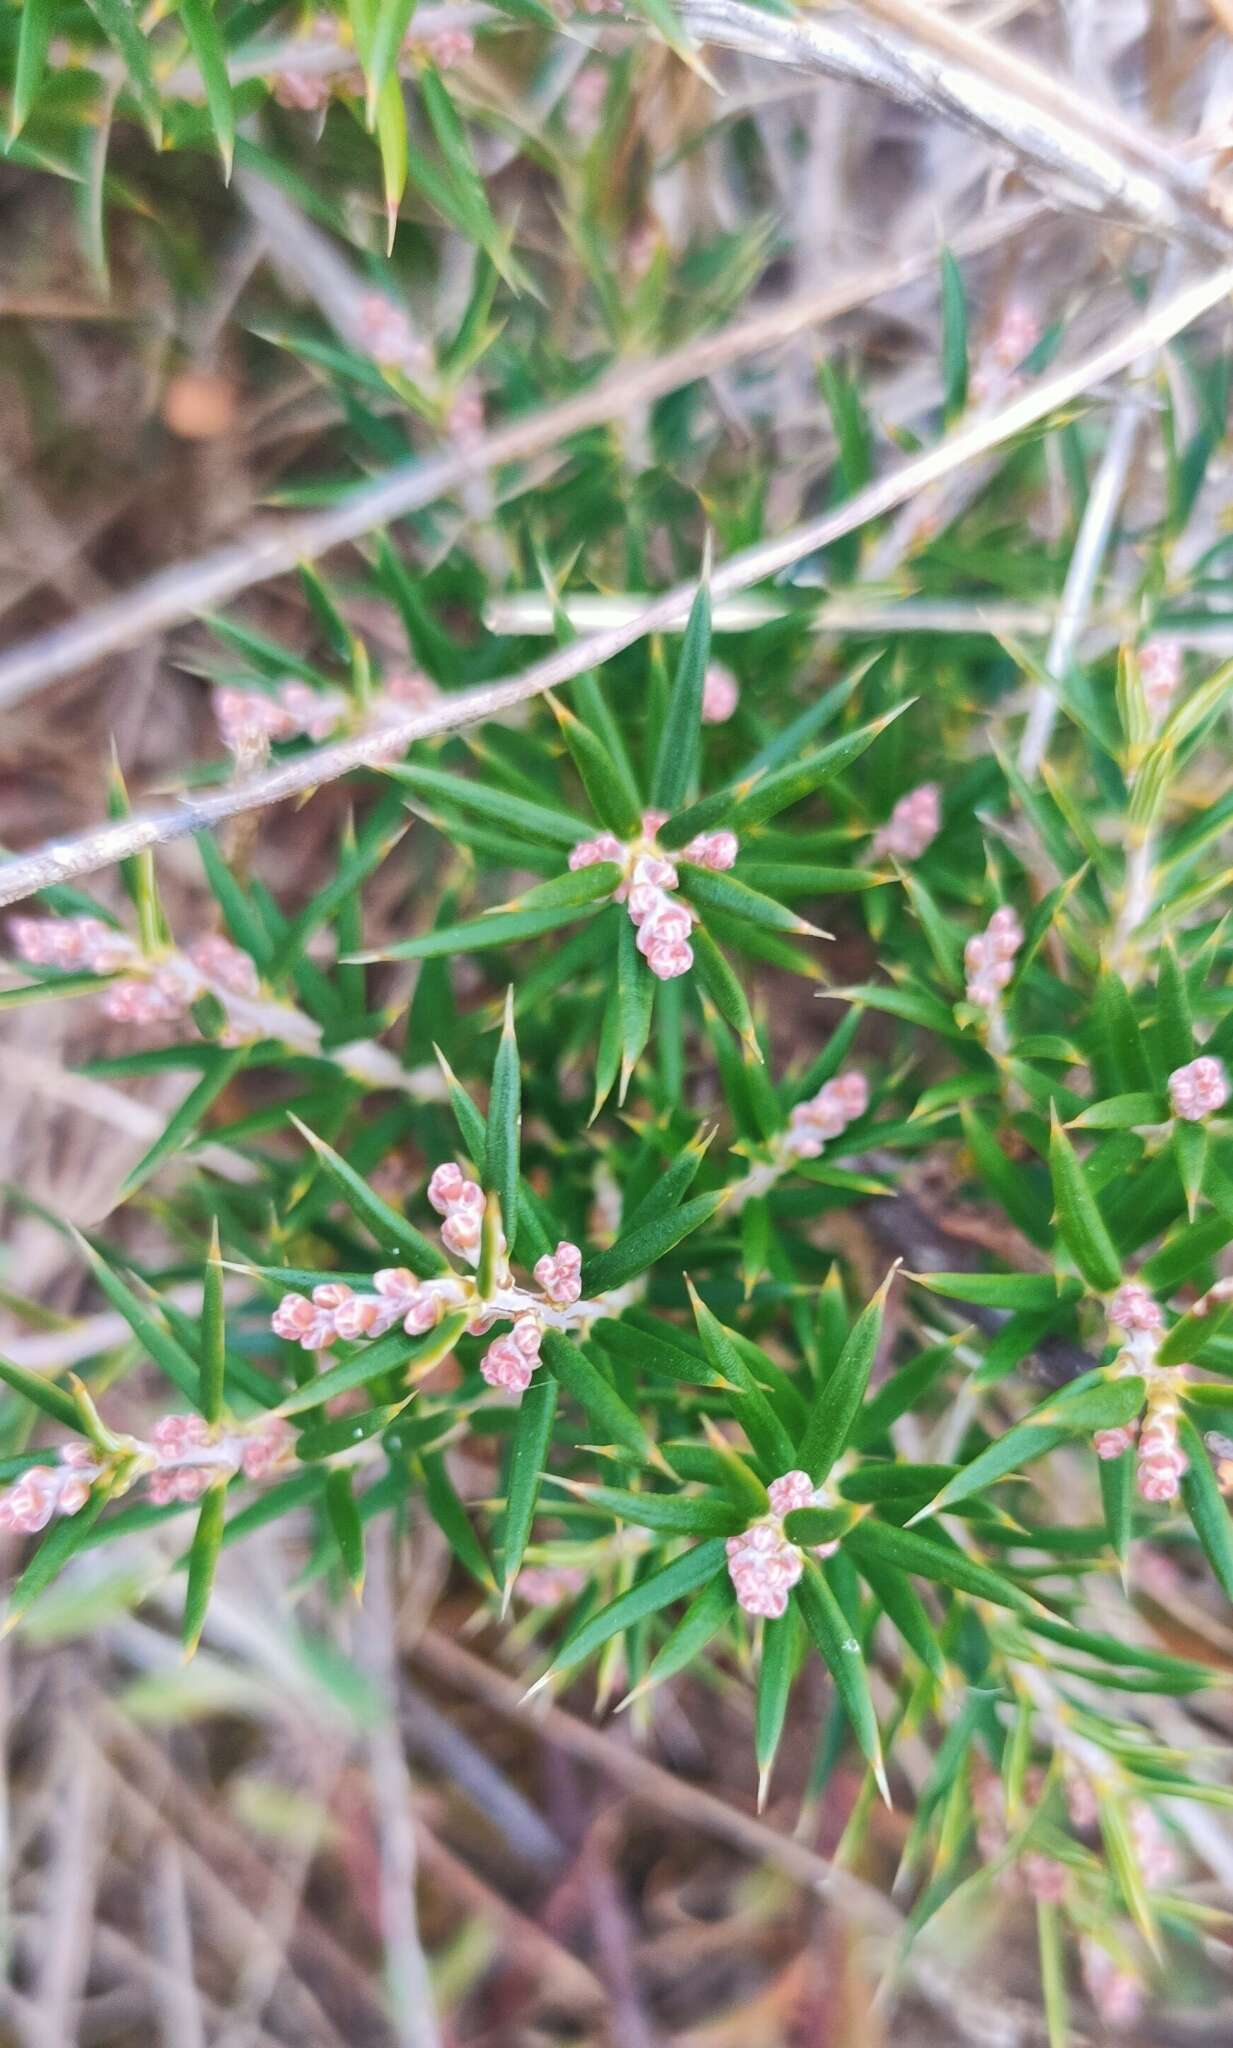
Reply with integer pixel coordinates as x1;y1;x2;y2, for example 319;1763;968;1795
427;1162;469;1213
1081;1940;1142;2028
681;830;739;871
352;294;432;380
186;933;260;999
214;686;298;753
1094;1421;1139;1459
480;1317;542;1395
766;1468;815;1515
447;382;485;444
0;1466;62;1535
1131;1802;1176;1887
701;664;739;724
240;1414;295;1481
1140;638;1182;722
1168;1055;1229;1123
568;833;624;872
1020;1851;1068;1903
271;1292;337;1350
725;1519;804;1618
965;907;1023;1008
988;304;1039;371
1108;1283;1162;1332
332;1294;386;1339
102;968;196;1027
534;1241;583;1307
644;933;694;981
278;680;347;744
516;1564;586;1607
872;783;941;862
151;1413;213;1461
271;69;333;111
426;27;474;65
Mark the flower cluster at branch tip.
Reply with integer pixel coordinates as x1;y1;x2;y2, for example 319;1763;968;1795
1094;1284;1189;1502
1139;637;1182;723
1167;1055;1229;1122
701;663;739;725
0;1412;294;1534
1081;1940;1143;2028
785;1070;868;1160
568;810;738;980
271;1163;591;1403
964;905;1024;1009
872;782;941;862
971;304;1040;403
215;667;438;758
9;916;260;1032
725;1469;840;1619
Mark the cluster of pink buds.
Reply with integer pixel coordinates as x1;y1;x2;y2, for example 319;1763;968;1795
271;68;333;111
9;917;260;1034
480;1316;543;1394
568;811;739;982
1136;1384;1188;1503
146;1412;294;1503
784;1070;868;1161
271;1160;594;1406
534;1241;583;1307
0;1443;100;1534
725;1469;840;1618
1131;1801;1177;1887
1139;638;1182;724
972;1770;1067;1900
1081;1939;1143;2028
8;913;136;977
872;782;941;862
214;679;349;755
516;1563;586;1607
419;27;475;66
964;905;1023;1009
352;294;433;379
701;663;739;724
971;304;1040;402
447;381;485;445
1168;1055;1229;1123
428;1161;488;1261
1107;1282;1163;1336
565;63;607;141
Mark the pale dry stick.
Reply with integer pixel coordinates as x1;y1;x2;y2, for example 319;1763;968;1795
144;1835;207;2048
31;1740;105;2048
0;1279;243;1375
359;1534;444;2048
1017;396;1143;776
486;592;1059;636
678;0;1227;252
0;1042;257;1186
5;256;1233;909
0;201;1042;710
414;1629;1039;2047
853;0;1231;223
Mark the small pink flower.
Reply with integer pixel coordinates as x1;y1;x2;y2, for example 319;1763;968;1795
1168;1055;1229;1123
271;1292;337;1350
640;810;669;838
10;914;136;976
1020;1851;1067;1903
1136;1398;1188;1502
151;1413;213;1461
271;69;332;111
0;1466;63;1535
426;27;474;65
516;1564;586;1607
766;1468;815;1515
353;294;432;380
701;663;739;724
1131;1802;1177;1887
872;783;941;862
187;933;260;999
681;830;738;871
965;906;1024;1008
447;383;485;444
1140;638;1182;722
534;1241;583;1307
427;1162;468;1214
101;968;195;1027
568;833;624;872
148;1465;212;1506
635;897;692;958
1107;1283;1162;1332
1081;1940;1142;2028
278;680;347;744
643;933;694;981
1094;1420;1139;1460
332;1294;387;1340
240;1414;295;1481
725;1519;803;1618
214;686;298;753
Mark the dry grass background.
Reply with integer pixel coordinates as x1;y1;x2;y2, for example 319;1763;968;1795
3;1;1233;2041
